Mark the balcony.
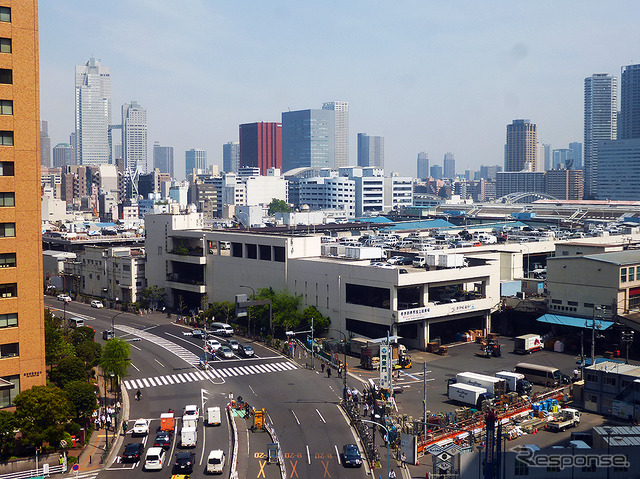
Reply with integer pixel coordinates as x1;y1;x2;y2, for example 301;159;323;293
167;252;207;265
166;274;206;294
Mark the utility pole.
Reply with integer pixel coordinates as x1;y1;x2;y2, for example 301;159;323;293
423;361;427;435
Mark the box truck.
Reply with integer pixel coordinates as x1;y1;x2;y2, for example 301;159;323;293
448;383;493;409
206;406;221;426
455;372;507;397
495;371;532;395
180;426;197;447
513;334;543;354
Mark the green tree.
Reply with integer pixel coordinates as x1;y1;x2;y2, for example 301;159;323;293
54;356;87;387
70;326;95;347
268;198;291;215
206;301;235;324
99;338;131;386
302;306;330;334
140;285;165;309
0;410;17;455
64;381;98;420
13;386;72;447
253;288;303;334
76;340;102;369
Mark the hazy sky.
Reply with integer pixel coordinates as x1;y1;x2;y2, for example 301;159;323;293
39;1;640;179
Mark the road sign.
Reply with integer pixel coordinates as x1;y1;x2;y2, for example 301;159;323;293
72;464;79;472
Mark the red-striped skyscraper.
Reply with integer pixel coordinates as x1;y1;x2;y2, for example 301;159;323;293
239;122;282;175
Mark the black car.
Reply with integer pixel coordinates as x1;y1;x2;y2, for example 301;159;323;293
122;443;144;463
342;444;362;467
174;452;196;473
153;431;172;449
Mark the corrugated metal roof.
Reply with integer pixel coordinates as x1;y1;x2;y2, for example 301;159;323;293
536;313;614;330
585;249;640;265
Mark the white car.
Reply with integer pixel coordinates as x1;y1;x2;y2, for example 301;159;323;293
183;404;200;421
132;418;150;436
90;300;103;308
57;294;71;302
206;339;221;352
144;447;166;471
387;256;405;264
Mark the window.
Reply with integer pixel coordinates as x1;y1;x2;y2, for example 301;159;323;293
0;193;14;207
246;243;257;259
0;7;10;23
0;69;11;84
0;100;11;115
346;283;390;309
584;302;594;308
0;283;16;298
0;38;10;54
586;373;598;383
0;162;13;176
0;223;15;237
0;131;12;146
0;253;15;268
0;312;16;328
0;374;19;408
568;301;578;306
630;267;636;281
123;264;130;271
621;268;627;283
551;299;562;304
604;376;616;386
0;342;18;358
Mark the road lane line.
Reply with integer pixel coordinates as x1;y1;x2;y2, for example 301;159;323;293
131;363;140;372
291;410;300;425
154;359;165;368
249;385;257;396
306;445;311;464
316;409;326;423
130;344;142;351
334;445;340;464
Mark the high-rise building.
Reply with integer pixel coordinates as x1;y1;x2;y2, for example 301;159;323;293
322;101;348;168
479;165;502;180
542;144;552;171
40;120;50;167
496;171;545;197
239;123;282;175
417;152;429;179
122;101;147;173
430;164;443;180
443;152;455;179
69;132;77;164
52;143;73;168
282;110;334;172
223;141;240;173
568;142;582;170
153;142;174;177
505;119;537;172
584;73;617;198
545;169;584;200
619;64;640;140
185;149;206;177
597;138;640;200
357;133;384;168
0;0;47;407
75;57;111;165
552;149;573;170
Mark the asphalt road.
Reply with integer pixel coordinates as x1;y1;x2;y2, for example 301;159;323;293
46;298;368;479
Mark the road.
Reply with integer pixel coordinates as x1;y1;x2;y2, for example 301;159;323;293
46;298;368;479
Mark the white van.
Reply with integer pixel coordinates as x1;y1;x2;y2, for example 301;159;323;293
181;426;197;448
206;406;221;426
70;317;85;328
211;322;234;337
206;450;225;474
144;447;166;470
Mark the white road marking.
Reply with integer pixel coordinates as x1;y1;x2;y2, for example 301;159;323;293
154;359;165;368
131;363;140;372
334;445;341;464
249;385;257;396
316;409;326;424
291;410;300;425
306;445;311;464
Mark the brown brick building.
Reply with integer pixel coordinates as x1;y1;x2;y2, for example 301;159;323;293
0;0;46;408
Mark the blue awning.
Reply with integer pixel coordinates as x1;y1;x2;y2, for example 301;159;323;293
536;313;614;330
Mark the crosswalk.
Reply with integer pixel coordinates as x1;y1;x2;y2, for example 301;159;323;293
123;360;298;391
116;324;201;366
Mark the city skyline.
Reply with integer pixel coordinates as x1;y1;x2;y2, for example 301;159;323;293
39;2;640;178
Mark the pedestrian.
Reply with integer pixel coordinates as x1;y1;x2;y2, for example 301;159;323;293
327;367;332;378
321;363;325;373
401;451;406;468
370;407;375;421
363;403;369;417
338;365;343;378
389;469;396;478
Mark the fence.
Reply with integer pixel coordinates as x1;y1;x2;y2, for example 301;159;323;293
0;464;65;479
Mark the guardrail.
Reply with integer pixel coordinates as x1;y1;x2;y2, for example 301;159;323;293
228;403;239;479
0;464;64;479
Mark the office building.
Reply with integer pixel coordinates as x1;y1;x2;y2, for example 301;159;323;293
569;142;582;170
153;142;174;177
75;57;111;165
357;133;384;168
52;143;73;168
542;143;552;171
552;149;573;170
0;0;47;408
322;101;349;168
597;138;640;200
505;119;537;172
620;64;640;140
282;109;334;172
584;73;617;198
40;120;50;167
430;164;443;180
443;152;455;179
239;122;282;175
223;141;239;173
299;176;355;217
545;169;584;200
479;165;501;180
121;101;147;173
185;149;207;177
496;171;545;198
417;152;429;179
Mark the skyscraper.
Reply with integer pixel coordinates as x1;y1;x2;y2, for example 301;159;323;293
505;119;537;172
282;109;334;172
357;133;384;168
584;73;617;198
619;64;640;140
40;120;50;167
52;143;73;168
185;149;206;177
443;152;455;179
153;142;174;177
542;144;552;171
0;0;47;406
417;152;429;179
122;101;147;173
75;57;111;165
223;141;240;173
568;142;582;170
322;101;348;168
239;122;282;175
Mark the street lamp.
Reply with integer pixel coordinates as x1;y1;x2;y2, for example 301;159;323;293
327;328;348;401
360;417;390;479
239;285;255;335
111;311;127;338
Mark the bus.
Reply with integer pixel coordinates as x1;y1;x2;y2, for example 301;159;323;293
514;362;564;387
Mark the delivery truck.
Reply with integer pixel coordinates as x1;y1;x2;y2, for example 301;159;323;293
180;426;197;447
547;408;581;432
513;334;543;354
455;372;507;397
448;383;493;409
495;371;532;395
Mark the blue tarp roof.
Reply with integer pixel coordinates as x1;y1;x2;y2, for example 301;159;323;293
536;313;614;330
351;216;392;224
382;219;454;231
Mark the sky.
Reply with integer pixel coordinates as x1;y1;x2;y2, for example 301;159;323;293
39;1;640;179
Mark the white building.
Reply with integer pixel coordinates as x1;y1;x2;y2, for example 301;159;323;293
243;168;287;207
75;57;111;165
122;101;147;173
322;101;349;168
299;176;355;217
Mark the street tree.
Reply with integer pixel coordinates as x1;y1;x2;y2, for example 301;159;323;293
99;338;131;386
13;385;72;447
139;285;165;310
70;326;95;346
54;356;87;387
302;305;330;334
76;340;102;369
0;410;17;455
206;301;235;324
64;380;98;420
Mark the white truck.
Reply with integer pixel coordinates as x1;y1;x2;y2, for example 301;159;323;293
456;372;507;397
547;408;581;432
181;425;197;447
344;246;383;260
496;371;532;395
513;334;543;354
448;383;493;409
